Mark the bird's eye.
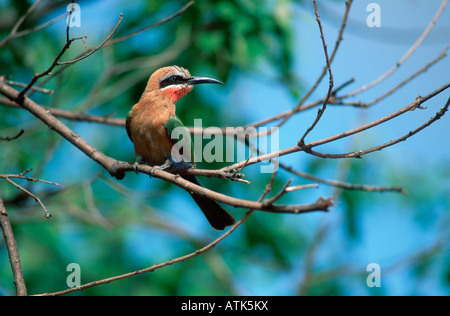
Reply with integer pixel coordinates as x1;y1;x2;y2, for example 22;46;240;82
160;75;185;88
170;75;182;82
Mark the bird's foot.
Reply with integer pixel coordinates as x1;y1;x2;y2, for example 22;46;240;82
165;156;193;171
150;165;164;177
133;156;146;174
148;157;194;177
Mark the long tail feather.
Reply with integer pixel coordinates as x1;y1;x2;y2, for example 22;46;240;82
181;175;235;230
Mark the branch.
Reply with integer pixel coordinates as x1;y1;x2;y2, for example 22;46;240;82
279;161;406;194
133;163;333;214
307;96;450;159
0;0;44;48
217;81;450;173
23;1;194;98
335;44;449;108
57;13;123;65
263;0;353;136
17;13;123;99
33;157;286;296
0;129;24;141
0;168;61;187
298;0;334;146
0;170;60;219
341;0;449;98
0;97;124;126
105;1;195;46
0;79;332;215
296;0;352;108
0;197;27;296
1;76;448;199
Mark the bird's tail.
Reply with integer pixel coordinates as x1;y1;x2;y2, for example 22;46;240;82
181;175;235;230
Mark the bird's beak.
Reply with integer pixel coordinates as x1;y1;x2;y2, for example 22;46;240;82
187;76;224;85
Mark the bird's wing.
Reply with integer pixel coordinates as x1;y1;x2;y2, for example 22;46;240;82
125;110;133;143
165;116;194;163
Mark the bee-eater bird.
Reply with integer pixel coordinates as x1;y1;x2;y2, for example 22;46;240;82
126;66;235;230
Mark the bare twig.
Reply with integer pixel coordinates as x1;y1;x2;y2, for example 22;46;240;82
0;169;61;187
0;129;24;141
0;197;27;296
296;0;352;109
307;96;450;159
58;13;123;65
3;178;52;219
0;97;125;126
335;44;449;108
298;0;334;146
0;169;60;219
262;179;292;206
252;0;353;139
4;80;54;95
214;81;450;173
24;1;194;98
106;1;195;46
0;0;44;48
341;0;449;98
279;162;406;194
34;161;282;296
17;13;123;99
9;11;69;42
0;79;331;215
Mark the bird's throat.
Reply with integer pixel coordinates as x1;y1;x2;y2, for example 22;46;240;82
162;86;193;102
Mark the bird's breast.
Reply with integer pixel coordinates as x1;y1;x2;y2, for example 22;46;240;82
129;97;175;166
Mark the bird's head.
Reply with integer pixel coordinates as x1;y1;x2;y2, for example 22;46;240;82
144;66;223;102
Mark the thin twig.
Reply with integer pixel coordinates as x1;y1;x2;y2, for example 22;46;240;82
58;13;123;65
106;1;195;46
4;80;54;95
0;197;27;296
280;162;406;194
0;0;44;48
0;97;125;126
307;96;450;159
215;81;450;173
34;161;282;296
3;178;52;219
336;44;449;108
10;11;69;41
0;169;60;219
341;0;449;98
17;13;123;99
298;0;334;146
262;179;292;206
0;129;24;141
253;0;353;139
0;172;61;187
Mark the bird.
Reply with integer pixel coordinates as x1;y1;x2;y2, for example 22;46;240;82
126;66;235;230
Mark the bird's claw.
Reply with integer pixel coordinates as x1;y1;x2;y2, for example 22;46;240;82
150;165;164;177
133;161;140;174
166;156;193;171
133;156;145;174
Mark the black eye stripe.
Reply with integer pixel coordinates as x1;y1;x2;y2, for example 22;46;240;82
160;75;187;88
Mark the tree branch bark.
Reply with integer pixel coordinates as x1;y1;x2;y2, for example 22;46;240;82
0;197;27;296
